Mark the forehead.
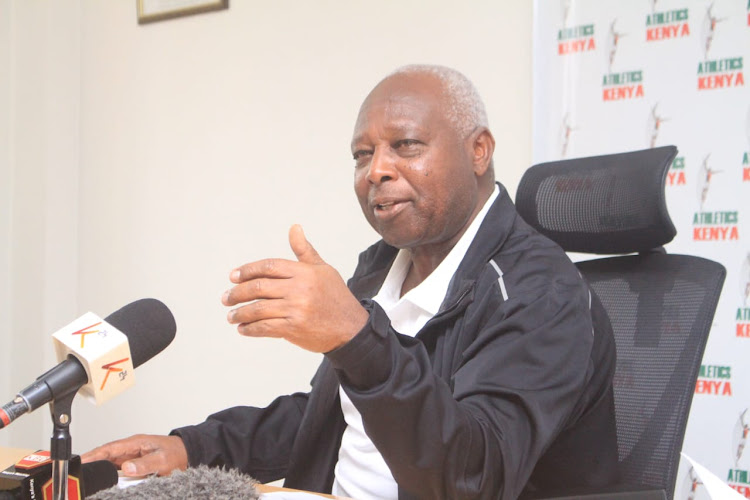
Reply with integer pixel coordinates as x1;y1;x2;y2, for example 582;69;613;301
351;74;451;145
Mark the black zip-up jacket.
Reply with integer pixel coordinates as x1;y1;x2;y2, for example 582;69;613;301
173;184;618;499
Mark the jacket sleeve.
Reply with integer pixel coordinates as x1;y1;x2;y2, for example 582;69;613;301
325;278;595;500
170;392;309;484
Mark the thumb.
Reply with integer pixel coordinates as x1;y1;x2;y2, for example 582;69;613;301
121;457;159;477
289;224;325;265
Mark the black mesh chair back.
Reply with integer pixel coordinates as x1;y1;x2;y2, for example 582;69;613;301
516;146;726;499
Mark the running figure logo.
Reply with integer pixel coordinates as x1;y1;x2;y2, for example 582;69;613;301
561;0;572;26
741;253;750;307
701;3;725;59
736;409;750;466
606;19;626;72
647;103;668;149
560;112;577;158
680;466;706;500
696;154;722;210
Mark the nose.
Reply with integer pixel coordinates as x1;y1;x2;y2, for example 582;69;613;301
366;149;399;186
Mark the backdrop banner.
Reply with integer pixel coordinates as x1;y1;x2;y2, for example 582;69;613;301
532;1;750;497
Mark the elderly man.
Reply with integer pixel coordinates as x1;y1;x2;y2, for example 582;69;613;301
84;65;618;499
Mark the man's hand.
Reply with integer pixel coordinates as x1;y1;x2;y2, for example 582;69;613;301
81;434;188;477
222;225;369;353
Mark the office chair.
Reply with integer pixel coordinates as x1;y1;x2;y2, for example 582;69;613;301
515;146;726;500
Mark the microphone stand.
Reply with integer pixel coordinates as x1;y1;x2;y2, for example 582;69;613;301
49;390;76;500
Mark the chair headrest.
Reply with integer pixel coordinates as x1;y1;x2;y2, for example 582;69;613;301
516;146;677;255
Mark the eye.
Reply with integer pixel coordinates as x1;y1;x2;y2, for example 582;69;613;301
352;149;372;167
394;139;421;149
393;139;423;157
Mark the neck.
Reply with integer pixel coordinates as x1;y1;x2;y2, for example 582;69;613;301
399;249;449;297
399;181;494;297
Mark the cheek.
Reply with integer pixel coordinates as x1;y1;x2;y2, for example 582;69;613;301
353;171;371;208
403;157;429;177
353;167;366;190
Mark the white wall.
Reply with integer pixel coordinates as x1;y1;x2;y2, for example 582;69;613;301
0;0;11;448
1;0;532;454
1;0;81;448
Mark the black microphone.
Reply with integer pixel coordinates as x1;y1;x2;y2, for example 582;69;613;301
0;298;176;429
82;460;120;498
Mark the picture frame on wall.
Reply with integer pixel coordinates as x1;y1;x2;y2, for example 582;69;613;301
137;0;229;25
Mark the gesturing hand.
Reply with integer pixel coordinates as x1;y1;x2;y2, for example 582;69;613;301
81;434;188;477
221;225;369;353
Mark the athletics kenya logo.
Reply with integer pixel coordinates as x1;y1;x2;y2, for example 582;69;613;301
646;7;690;41
666;156;686;187
697;57;745;91
557;23;596;55
695;364;732;396
692;210;739;242
727;466;750;497
602;70;644;102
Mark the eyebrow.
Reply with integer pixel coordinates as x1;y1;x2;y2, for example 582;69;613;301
351;121;429;149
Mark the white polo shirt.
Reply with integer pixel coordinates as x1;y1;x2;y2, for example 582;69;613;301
332;186;500;499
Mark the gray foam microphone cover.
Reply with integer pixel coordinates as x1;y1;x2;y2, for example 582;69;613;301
88;465;260;500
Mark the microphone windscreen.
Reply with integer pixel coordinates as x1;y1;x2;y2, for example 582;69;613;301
105;298;176;368
88;466;259;500
82;460;119;497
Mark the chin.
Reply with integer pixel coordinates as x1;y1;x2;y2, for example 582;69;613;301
368;220;426;250
379;232;422;250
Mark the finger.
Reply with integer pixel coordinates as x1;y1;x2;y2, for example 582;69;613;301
120;453;168;477
229;258;298;284
81;446;114;464
289;224;325;265
227;298;287;326
81;438;145;465
237;317;291;339
222;278;288;306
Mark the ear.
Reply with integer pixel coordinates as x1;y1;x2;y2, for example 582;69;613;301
469;128;495;176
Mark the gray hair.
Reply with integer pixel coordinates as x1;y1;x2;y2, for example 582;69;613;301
387;64;489;137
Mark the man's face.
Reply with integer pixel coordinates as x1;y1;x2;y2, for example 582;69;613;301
351;73;481;254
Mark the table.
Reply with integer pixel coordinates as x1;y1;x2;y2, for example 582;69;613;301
0;447;30;470
256;484;349;498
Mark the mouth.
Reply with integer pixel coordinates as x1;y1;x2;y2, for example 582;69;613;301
371;199;408;219
375;201;398;211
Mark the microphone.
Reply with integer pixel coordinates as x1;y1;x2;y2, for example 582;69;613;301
81;460;119;498
0;298;176;429
0;451;118;499
87;465;260;500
